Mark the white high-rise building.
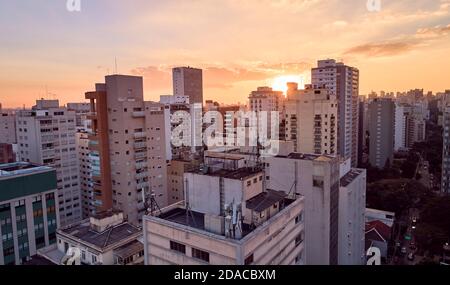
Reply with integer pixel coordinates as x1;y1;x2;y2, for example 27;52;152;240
284;84;338;155
0;106;17;144
16;100;82;226
312;59;359;167
441;107;450;195
394;103;406;151
264;152;340;265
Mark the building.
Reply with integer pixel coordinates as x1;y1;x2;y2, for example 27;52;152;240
0;162;59;265
358;97;368;166
394;103;406;151
0;107;17;144
441;107;450;194
0;144;15;164
16;99;82;226
312;59;360;167
85;75;168;225
284;84;338;155
67;102;91;129
365;220;392;261
172;67;203;105
143;153;305;265
368;98;395;169
76;131;93;218
338;168;366;265
264;152;340;265
366;208;395;228
38;211;143;265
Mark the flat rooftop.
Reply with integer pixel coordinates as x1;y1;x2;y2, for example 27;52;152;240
60;220;141;250
187;166;262;180
0;162;53;178
275;153;336;162
159;208;205;231
340;169;365;187
246;190;288;212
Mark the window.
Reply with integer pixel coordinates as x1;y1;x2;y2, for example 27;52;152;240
192;248;209;263
92;255;98;264
295;232;304;247
170;241;186;254
295;213;303;224
245;254;254;265
247;180;252;187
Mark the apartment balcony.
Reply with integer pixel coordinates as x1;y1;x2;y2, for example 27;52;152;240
134;142;146;150
132;111;145;118
136;181;149;190
134;132;146;139
135;161;148;170
135;152;147;160
135;172;148;180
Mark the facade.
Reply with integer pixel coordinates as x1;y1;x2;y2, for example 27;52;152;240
16;100;82;226
0;144;15;164
441;107;450;194
0;108;17;144
358;97;368;166
366;208;395;228
0;162;59;265
264;153;340;265
394;103;406;151
338;168;366;265
284;84;338;155
368;98;395;169
85;75;168;225
38;211;143;265
67;102;91;128
249;87;284;140
312;59;360;167
143;153;305;265
76;131;93;218
172;67;203;105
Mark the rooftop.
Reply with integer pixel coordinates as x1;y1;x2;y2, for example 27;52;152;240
276;152;336;162
340;169;365;187
187;166;263;180
0;162;53;178
113;240;144;259
246;190;288;212
159;207;205;231
60;220;141;250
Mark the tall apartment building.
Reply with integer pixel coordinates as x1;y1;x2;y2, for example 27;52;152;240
264;152;340;265
16;100;82;226
76;131;93;219
358;97;368;166
172;67;203;105
368;98;395;169
338;167;366;265
249;86;284;141
394;103;407;151
144;153;305;265
441;107;450;195
284;84;338;155
0;162;59;265
67;102;91;129
405;107;426;148
85;75;168;226
312;59;360;167
0;107;17;144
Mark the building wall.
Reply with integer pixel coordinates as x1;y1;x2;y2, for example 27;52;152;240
264;155;340;265
338;170;366;265
76;132;93;218
394;104;406;151
0;112;17;144
442;107;450;194
16;104;82;226
0;144;15;164
173;67;203;105
368;98;395;169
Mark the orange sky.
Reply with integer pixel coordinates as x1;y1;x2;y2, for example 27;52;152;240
1;0;450;108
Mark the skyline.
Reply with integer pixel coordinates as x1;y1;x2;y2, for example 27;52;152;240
1;0;450;108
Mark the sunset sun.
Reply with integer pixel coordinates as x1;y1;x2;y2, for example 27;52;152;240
272;75;305;94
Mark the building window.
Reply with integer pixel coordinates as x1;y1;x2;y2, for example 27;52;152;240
192;248;210;263
295;232;304;247
245;254;254;265
295;213;303;224
170;241;186;254
92;255;98;264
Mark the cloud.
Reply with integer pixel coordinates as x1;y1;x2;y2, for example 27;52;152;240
345;23;450;57
130;62;312;91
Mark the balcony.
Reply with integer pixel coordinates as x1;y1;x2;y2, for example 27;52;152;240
136;161;147;169
135;172;148;180
135;152;147;159
136;181;149;190
132;111;145;118
134;142;146;149
134;132;146;139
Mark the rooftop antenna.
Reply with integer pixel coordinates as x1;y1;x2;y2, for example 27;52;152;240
184;178;197;227
114;57;118;74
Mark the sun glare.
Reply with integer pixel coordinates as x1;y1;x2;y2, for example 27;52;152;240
271;75;304;94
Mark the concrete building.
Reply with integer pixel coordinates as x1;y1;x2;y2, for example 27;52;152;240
0;107;17;144
172;67;203;105
67;102;91;129
76;131;93;219
0;162;59;265
358;97;368;166
368;98;395;169
284;84;338;155
16;100;82;226
264;153;340;265
366;208;395;228
312;59;360;167
38;211;143;265
85;75;168;225
394;103;407;151
338;168;366;265
143;154;305;265
0;144;15;164
441;107;450;194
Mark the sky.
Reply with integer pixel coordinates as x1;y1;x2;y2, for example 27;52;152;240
1;0;450;108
